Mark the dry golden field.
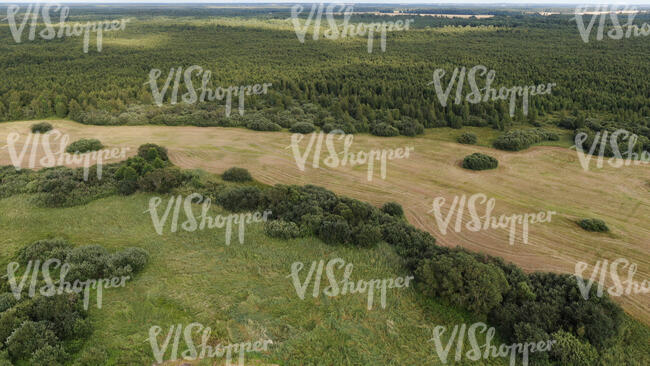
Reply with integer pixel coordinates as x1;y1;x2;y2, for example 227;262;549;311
1;119;648;324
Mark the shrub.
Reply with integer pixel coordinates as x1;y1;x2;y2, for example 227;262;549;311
6;321;59;360
217;186;261;212
30;343;67;366
107;247;150;275
550;331;598;366
352;224;382;248
0;294;17;314
264;220;302;240
317;215;352;244
65;139;103;153
462;153;499;170
382;202;403;217
138;167;183;194
371;123;399;137
457;132;478;145
290;122;316;134
30;122;53;134
493;129;558;151
222;167;252;182
395;118;424;137
17;238;72;263
416;251;509;315
137;144;169;161
578;218;609;232
246;118;281;131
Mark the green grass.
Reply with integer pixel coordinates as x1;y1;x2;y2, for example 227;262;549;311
0;193;508;366
0;184;648;365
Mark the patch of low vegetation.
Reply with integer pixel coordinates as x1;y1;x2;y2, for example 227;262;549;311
30;122;53;134
382;202;404;217
222;167;252;182
289;122;316;134
457;132;478;144
65;138;104;154
0;144;641;366
462;152;499;170
0;239;148;366
578;218;609;232
493;128;559;151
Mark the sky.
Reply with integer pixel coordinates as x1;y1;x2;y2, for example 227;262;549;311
1;0;648;5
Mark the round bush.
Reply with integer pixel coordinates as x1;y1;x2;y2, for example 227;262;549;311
65;138;104;153
246;119;281;132
457;132;478;145
264;220;302;240
382;202;404;217
290;122;316;134
222;167;252;182
317;215;352;244
31;122;53;134
462;153;499;171
578;218;609;232
217;186;261;212
138;167;183;194
137;143;169;161
371;123;399;137
353;224;382;248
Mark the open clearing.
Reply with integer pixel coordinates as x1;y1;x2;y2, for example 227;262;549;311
1;119;648;324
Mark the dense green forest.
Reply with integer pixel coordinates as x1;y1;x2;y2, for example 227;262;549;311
0;5;649;140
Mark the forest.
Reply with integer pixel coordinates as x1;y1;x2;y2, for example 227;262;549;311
0;5;649;141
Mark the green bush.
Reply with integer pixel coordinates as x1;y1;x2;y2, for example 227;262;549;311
246;117;281;131
290;122;316;134
6;321;58;360
222;167;252;182
137;144;169;161
493;129;558;151
578;218;609;232
138;167;183;194
457;132;478;145
395;118;424;137
264;220;303;240
352;224;382;248
30;122;53;134
217;186;261;212
17;238;72;263
65;139;104;154
382;202;403;217
550;331;598;366
317;215;352;244
371;123;399;137
462;153;499;170
417;251;510;315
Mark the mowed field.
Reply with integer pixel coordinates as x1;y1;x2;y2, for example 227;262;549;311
1;119;649;325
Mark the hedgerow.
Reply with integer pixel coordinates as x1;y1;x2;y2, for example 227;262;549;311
493;128;559;151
